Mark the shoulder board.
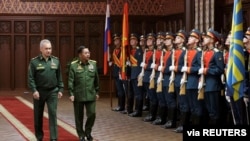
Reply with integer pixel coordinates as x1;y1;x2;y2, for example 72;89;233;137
71;60;78;64
182;47;186;50
196;47;201;51
51;55;59;59
136;46;139;49
89;60;97;63
31;56;39;60
163;49;166;52
213;48;219;52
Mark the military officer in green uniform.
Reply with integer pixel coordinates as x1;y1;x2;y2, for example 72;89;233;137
68;46;99;141
28;39;64;141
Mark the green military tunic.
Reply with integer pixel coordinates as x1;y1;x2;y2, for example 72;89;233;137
68;59;99;101
28;54;64;92
67;59;99;138
28;54;64;140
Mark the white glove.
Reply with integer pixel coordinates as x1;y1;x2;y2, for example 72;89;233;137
158;66;163;71
221;74;225;84
198;68;204;74
243;97;249;107
169;66;175;71
140;62;145;67
157;77;162;84
150;63;156;69
198;82;203;89
225;95;231;103
150;74;154;81
109;61;112;66
180;79;185;85
126;61;131;66
119;73;122;80
138;72;144;78
181;66;188;72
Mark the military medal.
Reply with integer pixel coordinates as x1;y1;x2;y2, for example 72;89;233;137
88;64;94;71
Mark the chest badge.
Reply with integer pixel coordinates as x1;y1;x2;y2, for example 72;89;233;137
88;64;94;71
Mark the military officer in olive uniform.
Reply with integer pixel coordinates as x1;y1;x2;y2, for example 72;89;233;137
28;39;64;141
68;46;99;141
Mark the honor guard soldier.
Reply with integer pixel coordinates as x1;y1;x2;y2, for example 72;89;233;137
243;27;250;124
139;34;150;111
184;29;204;126
128;33;144;117
223;31;239;125
160;32;177;129
141;33;158;122
200;29;224;125
152;31;167;125
171;29;188;133
111;33;126;112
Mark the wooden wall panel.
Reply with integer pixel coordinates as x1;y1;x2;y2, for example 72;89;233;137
0;36;11;90
14;36;27;89
59;36;73;89
29;36;42;59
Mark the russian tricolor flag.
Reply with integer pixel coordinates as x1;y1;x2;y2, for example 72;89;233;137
103;3;111;75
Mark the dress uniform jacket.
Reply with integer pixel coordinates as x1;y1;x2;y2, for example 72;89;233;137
143;49;154;83
130;47;143;80
186;48;201;89
68;59;99;102
154;49;164;83
244;50;250;97
112;48;122;78
28;54;64;93
203;48;224;92
162;50;173;87
174;48;186;87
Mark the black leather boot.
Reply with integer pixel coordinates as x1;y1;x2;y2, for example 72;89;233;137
152;106;167;125
129;99;143;117
143;104;157;122
143;95;150;111
173;112;190;133
162;108;176;128
112;96;125;111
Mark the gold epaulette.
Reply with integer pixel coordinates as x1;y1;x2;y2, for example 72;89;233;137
196;47;201;51
31;56;39;60
71;60;78;64
89;60;97;63
51;55;59;59
213;48;219;52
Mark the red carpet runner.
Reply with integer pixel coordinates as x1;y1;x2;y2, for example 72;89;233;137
0;96;79;141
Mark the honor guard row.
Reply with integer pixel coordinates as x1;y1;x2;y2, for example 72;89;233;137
108;27;250;133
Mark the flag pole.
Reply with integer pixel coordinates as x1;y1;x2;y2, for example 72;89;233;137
109;65;113;109
107;0;112;109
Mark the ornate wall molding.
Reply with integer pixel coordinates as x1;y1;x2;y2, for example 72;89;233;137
0;0;184;16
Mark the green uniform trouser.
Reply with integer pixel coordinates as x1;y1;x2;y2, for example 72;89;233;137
33;90;58;140
73;101;96;138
